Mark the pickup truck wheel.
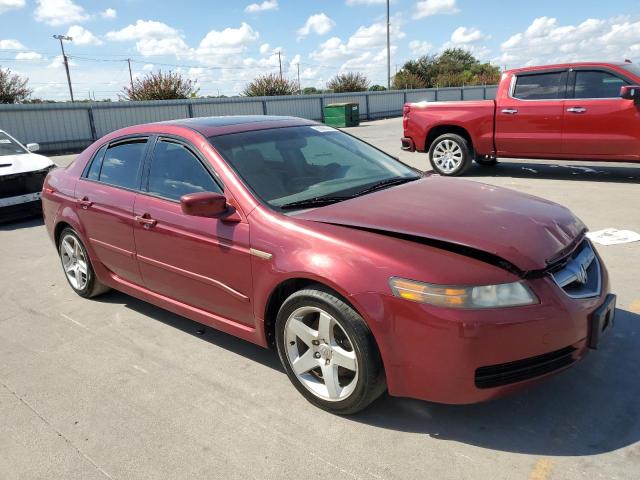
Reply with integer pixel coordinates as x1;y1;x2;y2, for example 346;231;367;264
428;134;472;176
475;156;498;166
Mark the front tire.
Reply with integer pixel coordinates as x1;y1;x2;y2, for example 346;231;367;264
58;228;110;298
275;287;385;415
428;133;473;176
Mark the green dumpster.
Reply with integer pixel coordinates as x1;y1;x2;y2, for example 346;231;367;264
323;102;360;127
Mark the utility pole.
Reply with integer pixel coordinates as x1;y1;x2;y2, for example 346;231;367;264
53;35;74;102
127;58;134;91
296;62;301;94
278;50;283;81
386;0;391;89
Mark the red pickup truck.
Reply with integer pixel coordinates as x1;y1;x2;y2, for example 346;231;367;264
401;62;640;175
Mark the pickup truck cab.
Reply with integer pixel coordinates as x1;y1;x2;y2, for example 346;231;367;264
402;62;640;175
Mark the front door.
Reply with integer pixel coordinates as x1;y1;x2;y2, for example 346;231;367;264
74;138;148;285
495;70;567;157
133;138;254;327
562;69;640;159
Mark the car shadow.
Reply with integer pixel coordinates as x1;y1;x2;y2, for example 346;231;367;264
464;161;640;183
0;216;44;230
350;307;640;457
94;290;639;457
94;290;282;372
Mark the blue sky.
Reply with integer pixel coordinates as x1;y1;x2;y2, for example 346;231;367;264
1;0;639;100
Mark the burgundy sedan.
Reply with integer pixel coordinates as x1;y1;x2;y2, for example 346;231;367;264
42;116;615;414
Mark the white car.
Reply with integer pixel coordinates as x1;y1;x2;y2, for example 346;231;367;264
0;129;56;222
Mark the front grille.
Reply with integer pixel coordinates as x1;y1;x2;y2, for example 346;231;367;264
0;168;50;199
475;346;576;389
549;240;601;299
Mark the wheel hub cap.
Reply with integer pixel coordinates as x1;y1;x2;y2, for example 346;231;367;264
60;235;88;291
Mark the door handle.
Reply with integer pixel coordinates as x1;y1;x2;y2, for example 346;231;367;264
77;197;93;209
501;108;518;115
135;214;157;228
567;107;587;113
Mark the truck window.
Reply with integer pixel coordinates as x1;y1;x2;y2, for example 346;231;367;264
513;72;564;100
573;71;628;99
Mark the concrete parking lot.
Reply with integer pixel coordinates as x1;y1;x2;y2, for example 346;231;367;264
1;117;639;480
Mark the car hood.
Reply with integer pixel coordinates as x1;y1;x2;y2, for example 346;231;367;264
0;153;54;176
291;176;586;272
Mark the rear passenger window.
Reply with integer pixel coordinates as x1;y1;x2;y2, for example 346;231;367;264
85;146;106;181
99;140;147;190
147;140;221;201
574;71;627;99
513;72;564;100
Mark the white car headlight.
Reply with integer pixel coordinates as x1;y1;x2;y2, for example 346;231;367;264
389;277;538;309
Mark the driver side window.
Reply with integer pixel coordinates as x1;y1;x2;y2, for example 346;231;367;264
146;140;222;202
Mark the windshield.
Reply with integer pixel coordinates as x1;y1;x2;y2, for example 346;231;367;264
209;125;420;209
0;132;27;157
621;63;640;80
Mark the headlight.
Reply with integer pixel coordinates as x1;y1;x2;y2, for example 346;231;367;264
389;277;538;309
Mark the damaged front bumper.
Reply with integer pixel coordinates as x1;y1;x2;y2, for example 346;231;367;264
0;166;54;222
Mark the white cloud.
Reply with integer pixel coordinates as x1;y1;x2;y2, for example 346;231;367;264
297;13;335;38
244;0;278;13
0;39;25;50
197;22;259;58
106;20;189;57
48;54;76;69
66;25;103;46
259;43;271;54
100;8;117;19
414;0;459;20
497;16;640;68
15;51;43;60
450;27;489;44
409;40;432;55
142;63;154;71
0;0;24;14
34;0;89;26
310;17;404;62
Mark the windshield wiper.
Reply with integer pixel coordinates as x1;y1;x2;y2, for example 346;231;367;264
352;176;420;197
279;196;353;210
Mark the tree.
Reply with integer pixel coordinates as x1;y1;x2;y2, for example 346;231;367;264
122;70;198;101
392;71;427;90
327;72;370;93
302;86;320;95
0;67;32;103
368;84;387;91
394;48;501;88
243;73;298;96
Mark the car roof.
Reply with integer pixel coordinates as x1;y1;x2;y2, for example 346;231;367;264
156;115;318;137
505;62;631;74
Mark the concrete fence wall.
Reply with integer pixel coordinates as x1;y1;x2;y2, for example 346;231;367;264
0;85;497;154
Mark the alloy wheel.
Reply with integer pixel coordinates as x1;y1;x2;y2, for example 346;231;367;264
284;306;359;402
60;234;89;291
432;139;464;174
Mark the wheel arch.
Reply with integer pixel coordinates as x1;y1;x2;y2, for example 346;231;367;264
425;124;474;154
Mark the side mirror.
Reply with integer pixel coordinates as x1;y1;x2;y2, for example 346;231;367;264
180;192;228;218
26;143;40;152
620;85;640;102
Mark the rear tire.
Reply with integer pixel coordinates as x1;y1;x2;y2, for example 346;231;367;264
475;156;498;166
428;133;473;176
275;287;386;415
58;227;110;298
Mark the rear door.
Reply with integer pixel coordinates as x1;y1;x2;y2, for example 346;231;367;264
562;68;640;159
133;137;254;327
495;70;567;157
74;138;148;285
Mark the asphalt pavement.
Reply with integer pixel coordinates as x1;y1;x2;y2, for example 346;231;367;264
1;117;639;480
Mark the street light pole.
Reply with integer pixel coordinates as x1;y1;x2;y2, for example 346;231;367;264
278;50;283;81
53;35;74;102
386;0;391;89
127;58;134;92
